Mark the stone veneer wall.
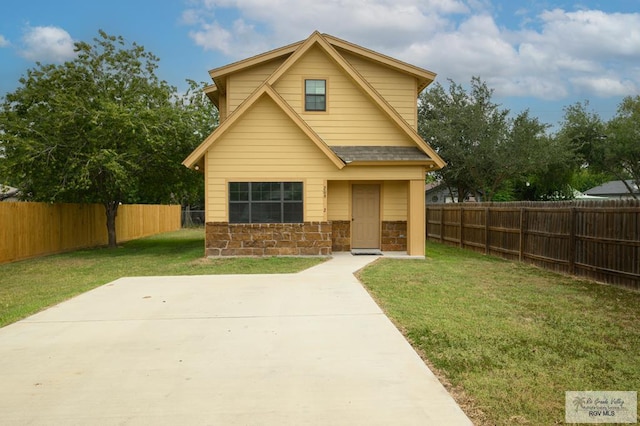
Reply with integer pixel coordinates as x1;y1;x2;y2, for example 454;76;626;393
331;220;351;252
206;222;332;256
381;221;407;251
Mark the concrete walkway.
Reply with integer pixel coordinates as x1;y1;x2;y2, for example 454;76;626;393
0;253;472;425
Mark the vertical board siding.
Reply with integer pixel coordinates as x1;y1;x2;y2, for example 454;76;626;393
426;200;640;290
0;203;181;264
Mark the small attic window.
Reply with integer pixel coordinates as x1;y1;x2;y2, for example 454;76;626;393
305;79;326;111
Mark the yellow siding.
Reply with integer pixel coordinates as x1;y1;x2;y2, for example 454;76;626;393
227;58;286;114
327;180;349;220
306;178;326;221
205;179;227;222
383;181;407;221
219;95;227;122
205;95;425;222
328;180;407;222
339;50;418;128
273;46;416;147
407;179;426;256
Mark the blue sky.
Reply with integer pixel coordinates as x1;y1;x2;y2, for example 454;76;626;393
1;0;639;129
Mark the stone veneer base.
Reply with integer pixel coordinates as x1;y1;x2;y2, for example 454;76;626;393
205;220;407;256
381;221;407;252
331;220;351;252
206;222;332;256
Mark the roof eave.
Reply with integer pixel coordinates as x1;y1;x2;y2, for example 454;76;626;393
204;84;219;107
207;41;303;80
323;33;437;88
344;160;443;168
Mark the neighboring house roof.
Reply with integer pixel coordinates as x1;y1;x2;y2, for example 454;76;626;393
584;180;639;197
186;31;446;171
424;181;441;192
0;185;20;201
425;181;445;192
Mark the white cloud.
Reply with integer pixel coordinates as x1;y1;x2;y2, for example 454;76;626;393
183;1;640;100
538;9;640;60
570;76;638;97
19;26;77;63
0;35;9;47
187;0;466;57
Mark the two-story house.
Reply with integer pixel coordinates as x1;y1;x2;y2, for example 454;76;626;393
183;31;445;257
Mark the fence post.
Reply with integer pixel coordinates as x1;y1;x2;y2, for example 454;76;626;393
519;208;527;262
460;206;464;248
440;206;445;244
425;206;428;238
485;207;490;255
568;207;576;275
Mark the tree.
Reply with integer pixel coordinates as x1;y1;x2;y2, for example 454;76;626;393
601;95;640;198
556;98;640;198
169;79;218;210
0;31;210;247
419;77;507;201
419;77;563;201
510;116;576;201
556;100;606;169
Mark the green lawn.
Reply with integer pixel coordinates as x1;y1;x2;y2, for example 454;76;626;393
0;229;326;327
358;242;640;426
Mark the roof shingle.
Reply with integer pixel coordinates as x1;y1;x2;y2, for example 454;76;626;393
330;146;432;162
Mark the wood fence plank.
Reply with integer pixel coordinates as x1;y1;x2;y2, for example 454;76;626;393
0;203;181;264
425;199;640;290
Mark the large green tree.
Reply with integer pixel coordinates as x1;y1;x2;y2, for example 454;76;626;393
418;77;506;201
602;95;640;198
0;31;213;246
556;100;606;169
556;98;640;198
419;77;565;201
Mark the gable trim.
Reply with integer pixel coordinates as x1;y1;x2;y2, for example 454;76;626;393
265;31;446;170
322;34;436;92
208;41;302;80
182;84;345;170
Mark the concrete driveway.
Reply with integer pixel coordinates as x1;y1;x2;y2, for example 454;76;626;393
0;253;472;425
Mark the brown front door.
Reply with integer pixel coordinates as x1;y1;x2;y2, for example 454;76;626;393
352;184;380;249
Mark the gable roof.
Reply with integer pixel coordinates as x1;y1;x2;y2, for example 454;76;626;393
185;31;446;170
183;84;345;170
322;34;436;93
206;32;436;96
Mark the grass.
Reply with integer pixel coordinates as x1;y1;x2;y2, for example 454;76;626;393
357;241;640;426
0;228;326;327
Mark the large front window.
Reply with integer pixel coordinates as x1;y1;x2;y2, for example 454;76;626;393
229;182;303;223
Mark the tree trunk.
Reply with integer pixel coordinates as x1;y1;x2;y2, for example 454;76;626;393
104;201;119;248
618;178;638;200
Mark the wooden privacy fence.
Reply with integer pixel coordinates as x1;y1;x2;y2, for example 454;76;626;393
0;202;181;264
426;200;640;290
